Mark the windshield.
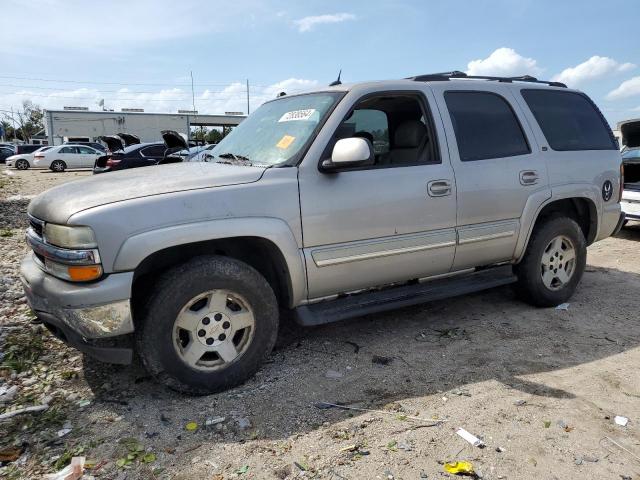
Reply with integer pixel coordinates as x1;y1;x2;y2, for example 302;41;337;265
210;92;342;166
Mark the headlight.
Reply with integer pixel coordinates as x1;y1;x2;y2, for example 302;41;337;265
43;224;97;249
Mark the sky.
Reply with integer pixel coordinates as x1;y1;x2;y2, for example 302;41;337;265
0;0;639;127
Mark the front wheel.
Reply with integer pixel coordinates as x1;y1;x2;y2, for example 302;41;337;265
15;159;29;170
50;160;66;172
514;216;586;307
136;255;279;394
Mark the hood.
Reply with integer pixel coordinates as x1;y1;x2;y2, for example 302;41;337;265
162;130;189;150
620;120;640;149
100;135;124;152
28;162;267;224
117;133;140;147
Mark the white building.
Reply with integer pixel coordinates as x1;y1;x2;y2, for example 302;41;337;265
44;110;245;145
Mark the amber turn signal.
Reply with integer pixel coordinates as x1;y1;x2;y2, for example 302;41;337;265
67;265;103;282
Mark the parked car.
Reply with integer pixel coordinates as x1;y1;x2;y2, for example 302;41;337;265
63;141;107;152
93;131;186;173
6;146;52;169
189;143;218;162
0;143;16;153
0;146;14;163
621;148;640;223
33;144;102;172
15;144;46;156
21;72;623;394
99;133;141;153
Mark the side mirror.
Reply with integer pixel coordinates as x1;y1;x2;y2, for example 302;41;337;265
321;137;374;172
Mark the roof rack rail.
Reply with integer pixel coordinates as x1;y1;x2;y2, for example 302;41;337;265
408;71;567;88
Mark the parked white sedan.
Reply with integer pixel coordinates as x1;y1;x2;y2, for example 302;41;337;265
33;145;102;172
6;146;52;170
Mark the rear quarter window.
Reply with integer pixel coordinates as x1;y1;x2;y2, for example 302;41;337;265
444;91;530;161
521;89;617;151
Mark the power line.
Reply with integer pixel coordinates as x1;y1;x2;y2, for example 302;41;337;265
0;92;252;102
0;83;252;95
0;74;272;88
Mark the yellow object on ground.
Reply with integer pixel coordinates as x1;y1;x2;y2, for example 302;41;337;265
444;461;475;475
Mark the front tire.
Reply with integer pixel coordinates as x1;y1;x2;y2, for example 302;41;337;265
15;159;29;170
50;160;66;172
514;216;586;307
136;255;279;394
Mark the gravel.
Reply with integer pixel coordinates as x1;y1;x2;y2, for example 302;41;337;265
1;165;639;479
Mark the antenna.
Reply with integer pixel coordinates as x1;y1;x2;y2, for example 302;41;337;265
329;70;342;86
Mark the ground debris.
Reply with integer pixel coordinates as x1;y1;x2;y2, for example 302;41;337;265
0;404;48;421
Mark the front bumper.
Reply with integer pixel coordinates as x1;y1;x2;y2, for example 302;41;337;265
20;254;135;364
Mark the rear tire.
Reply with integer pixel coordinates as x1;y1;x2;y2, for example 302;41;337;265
50;160;66;172
514;216;586;307
15;159;29;170
136;255;279;394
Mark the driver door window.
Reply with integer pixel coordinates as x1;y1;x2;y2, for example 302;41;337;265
326;94;439;168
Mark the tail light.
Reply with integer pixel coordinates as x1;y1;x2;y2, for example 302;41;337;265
106;158;121;167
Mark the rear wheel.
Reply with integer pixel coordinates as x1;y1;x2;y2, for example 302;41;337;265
15;159;29;170
136;255;279;394
50;160;66;172
514;216;586;307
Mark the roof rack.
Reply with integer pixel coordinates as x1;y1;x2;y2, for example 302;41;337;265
408;71;567;88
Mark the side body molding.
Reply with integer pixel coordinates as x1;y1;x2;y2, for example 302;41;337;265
112;217;307;307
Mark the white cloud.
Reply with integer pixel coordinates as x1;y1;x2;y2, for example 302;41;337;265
293;13;356;33
0;79;319;116
606;76;640;101
466;48;542;77
552;56;636;87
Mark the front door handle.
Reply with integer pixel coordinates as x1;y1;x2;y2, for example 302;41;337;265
519;170;539;185
428;180;452;197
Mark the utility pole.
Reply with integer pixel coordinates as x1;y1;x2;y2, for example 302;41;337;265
10;107;16;142
246;79;250;115
190;71;196;113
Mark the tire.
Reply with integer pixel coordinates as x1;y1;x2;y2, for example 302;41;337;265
514;216;586;307
50;160;66;172
136;255;279;394
15;159;29;170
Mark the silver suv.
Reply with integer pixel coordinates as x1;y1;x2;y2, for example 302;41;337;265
20;72;624;394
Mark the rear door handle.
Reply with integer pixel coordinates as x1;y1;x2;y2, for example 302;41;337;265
519;170;539;185
428;180;452;197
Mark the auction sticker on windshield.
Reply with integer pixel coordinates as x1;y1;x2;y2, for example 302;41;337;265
276;135;296;149
278;109;316;122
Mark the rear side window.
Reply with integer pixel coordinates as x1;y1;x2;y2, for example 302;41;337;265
521;90;616;151
445;91;530;161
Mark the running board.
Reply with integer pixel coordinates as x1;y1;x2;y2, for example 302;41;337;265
293;265;516;326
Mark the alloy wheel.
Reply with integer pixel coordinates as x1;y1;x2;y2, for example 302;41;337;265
172;289;255;371
540;235;576;291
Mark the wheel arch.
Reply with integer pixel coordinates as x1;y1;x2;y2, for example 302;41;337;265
116;218;306;316
515;194;598;263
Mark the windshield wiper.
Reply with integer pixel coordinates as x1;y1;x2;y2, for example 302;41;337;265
216;152;253;165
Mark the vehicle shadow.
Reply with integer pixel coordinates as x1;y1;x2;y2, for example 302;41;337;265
615;221;640;240
80;263;640;443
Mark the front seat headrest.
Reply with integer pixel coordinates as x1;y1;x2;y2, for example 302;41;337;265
394;120;427;148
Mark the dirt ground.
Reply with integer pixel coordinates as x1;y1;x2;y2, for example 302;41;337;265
0;166;639;480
